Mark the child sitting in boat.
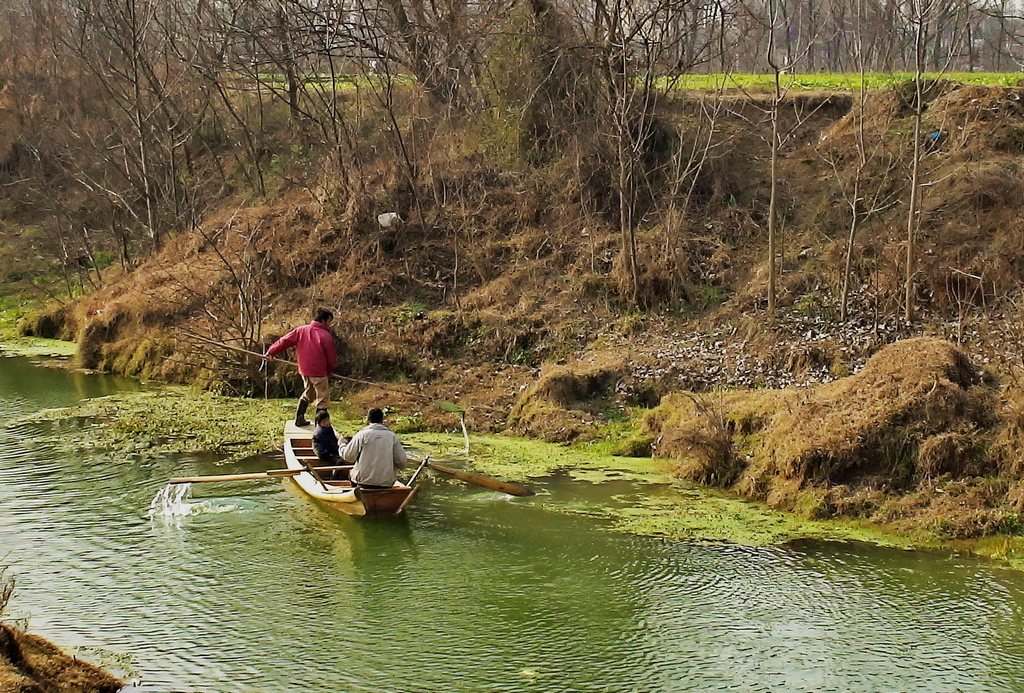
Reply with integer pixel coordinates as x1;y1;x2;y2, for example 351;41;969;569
312;410;342;476
341;408;408;489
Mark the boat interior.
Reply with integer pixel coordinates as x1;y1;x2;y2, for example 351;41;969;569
286;435;416;516
287;437;356;487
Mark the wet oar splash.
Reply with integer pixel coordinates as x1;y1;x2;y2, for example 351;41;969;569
148;483;194;517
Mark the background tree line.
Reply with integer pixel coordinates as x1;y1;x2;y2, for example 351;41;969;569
1;0;1023;329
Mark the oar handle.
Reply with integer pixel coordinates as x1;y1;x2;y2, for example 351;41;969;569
167;465;354;485
169;469;302;484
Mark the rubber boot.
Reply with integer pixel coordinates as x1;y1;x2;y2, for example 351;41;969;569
295;399;311;427
315;408;328;423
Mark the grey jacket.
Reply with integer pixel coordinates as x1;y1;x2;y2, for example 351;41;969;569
341;423;408;487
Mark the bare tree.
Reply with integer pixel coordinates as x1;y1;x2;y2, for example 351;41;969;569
731;0;827;314
820;0;901;322
169;214;274;394
902;0;966;323
583;0;721;306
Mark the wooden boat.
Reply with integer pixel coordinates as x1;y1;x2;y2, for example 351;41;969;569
283;422;419;517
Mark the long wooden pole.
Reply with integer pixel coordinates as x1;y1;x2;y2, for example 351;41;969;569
187;332;460;410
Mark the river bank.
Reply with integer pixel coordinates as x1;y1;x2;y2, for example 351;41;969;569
21;383;905;550
4;79;1024;570
4;332;1022;570
0;623;123;692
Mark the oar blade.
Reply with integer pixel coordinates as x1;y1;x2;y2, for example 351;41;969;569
426;461;535;497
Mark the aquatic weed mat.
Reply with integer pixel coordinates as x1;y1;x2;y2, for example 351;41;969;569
403;432;674;482
403;432;912;549
0;336;77;359
532;470;915;548
25;388;296;462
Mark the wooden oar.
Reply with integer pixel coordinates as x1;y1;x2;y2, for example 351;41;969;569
301;458;331;491
169;469;302;484
168;465;353;485
395;456;432;515
425;460;535;497
406;455;431;487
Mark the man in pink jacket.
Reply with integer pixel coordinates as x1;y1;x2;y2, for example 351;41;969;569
264;308;338;427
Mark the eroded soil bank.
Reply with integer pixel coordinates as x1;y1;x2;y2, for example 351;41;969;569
514;336;1024;564
0;624;123;693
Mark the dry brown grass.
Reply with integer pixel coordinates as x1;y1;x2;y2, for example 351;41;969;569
647;337;1024;537
754;338;991;488
523;356;624;407
508;354;625;442
993;378;1024;478
872;478;1016;538
0;625;123;693
645;392;749;486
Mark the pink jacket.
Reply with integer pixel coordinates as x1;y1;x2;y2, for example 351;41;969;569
266;321;337;377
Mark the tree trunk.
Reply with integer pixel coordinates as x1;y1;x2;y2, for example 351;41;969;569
768;88;779;315
766;0;783;315
275;3;299;120
617;108;639;309
841;0;868;323
905;4;927;324
128;0;158;251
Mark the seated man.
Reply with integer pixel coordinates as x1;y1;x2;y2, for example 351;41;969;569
312;410;342;478
341;408;408;489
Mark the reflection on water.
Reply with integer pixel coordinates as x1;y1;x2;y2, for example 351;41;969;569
0;354;143;408
2;356;1024;692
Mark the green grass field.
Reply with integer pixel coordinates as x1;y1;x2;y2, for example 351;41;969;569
240;70;1023;95
667;71;1024;92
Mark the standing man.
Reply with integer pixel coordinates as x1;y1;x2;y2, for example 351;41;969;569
265;307;337;426
341;408;408;488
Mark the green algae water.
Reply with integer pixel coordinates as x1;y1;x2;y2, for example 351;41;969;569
3;355;1024;692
